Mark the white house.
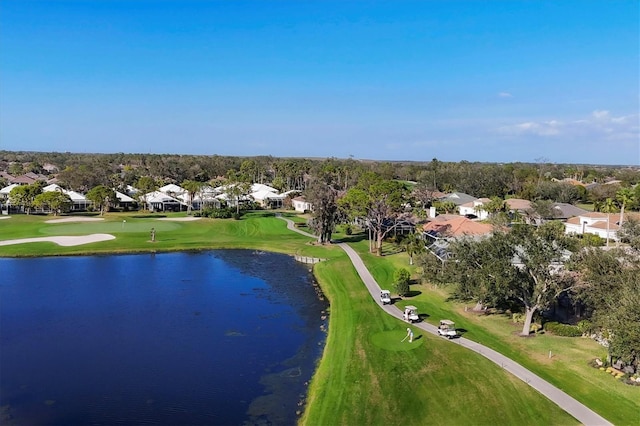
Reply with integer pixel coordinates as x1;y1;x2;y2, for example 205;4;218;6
158;184;187;198
190;186;221;210
564;212;620;241
439;192;477;206
458;198;492;220
292;196;312;213
251;188;285;208
143;191;185;212
115;191;136;209
43;184;91;211
0;184;19;200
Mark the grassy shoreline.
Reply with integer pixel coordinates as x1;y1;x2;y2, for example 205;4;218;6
1;212;630;424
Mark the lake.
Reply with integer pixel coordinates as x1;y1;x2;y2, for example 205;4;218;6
0;250;328;425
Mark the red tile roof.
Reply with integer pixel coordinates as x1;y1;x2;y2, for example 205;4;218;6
422;216;494;238
505;198;532;210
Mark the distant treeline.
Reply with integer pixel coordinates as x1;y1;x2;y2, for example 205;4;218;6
1;151;639;204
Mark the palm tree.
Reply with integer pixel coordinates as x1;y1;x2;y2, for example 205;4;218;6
181;180;203;215
402;232;425;265
616;188;634;227
225;170;251;215
602;198;617;214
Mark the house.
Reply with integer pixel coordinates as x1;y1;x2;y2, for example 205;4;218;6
9;175;37;185
248;183;284;208
42;163;59;173
158;184;187;198
250;183;279;194
421;215;494;243
0;184;19;200
125;185;139;196
421;214;495;261
1;183;91;213
438;192;477;206
564;212;620;241
143;191;185;212
0;184;19;213
190;186;221;210
458;198;492;220
0;171;14;181
292;196;312;213
43;184;91;211
382;216;417;236
505;198;532;213
551;203;588;220
115;191;136;209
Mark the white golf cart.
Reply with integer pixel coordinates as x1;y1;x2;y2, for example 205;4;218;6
437;319;457;339
380;290;392;305
403;305;419;323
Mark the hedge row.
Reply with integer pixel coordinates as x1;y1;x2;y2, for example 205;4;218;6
544;321;582;337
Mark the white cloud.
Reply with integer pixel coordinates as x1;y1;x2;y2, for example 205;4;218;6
497;110;639;141
498;92;513;98
499;120;561;136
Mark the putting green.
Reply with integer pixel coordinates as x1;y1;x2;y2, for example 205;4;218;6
370;329;424;351
39;220;182;234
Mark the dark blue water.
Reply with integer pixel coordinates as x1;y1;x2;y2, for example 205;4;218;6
0;250;328;425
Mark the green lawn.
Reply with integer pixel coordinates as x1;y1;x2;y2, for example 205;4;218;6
0;212;341;259
1;213;631;424
351;239;638;425
576;203;595;212
302;256;576;425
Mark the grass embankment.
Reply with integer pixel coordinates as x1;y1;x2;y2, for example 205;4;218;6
350;238;637;425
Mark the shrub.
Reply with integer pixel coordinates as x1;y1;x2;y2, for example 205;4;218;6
512;313;524;324
200;207;234;219
576;320;592;334
393;268;411;297
544;321;582;337
579;233;605;247
344;224;353;235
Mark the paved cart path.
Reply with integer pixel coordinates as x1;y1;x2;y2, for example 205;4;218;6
276;215;612;426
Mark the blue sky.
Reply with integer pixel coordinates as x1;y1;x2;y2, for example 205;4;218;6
1;1;638;165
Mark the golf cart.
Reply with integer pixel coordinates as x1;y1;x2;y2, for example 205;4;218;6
437;319;457;339
403;305;419;323
380;290;392;305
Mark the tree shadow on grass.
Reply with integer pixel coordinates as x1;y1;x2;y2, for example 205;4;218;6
333;234;367;243
417;313;430;322
455;328;468;337
381;244;403;256
404;290;422;298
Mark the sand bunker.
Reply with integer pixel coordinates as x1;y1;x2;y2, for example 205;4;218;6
45;217;105;224
0;234;115;247
156;217;202;221
0;216;10;220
